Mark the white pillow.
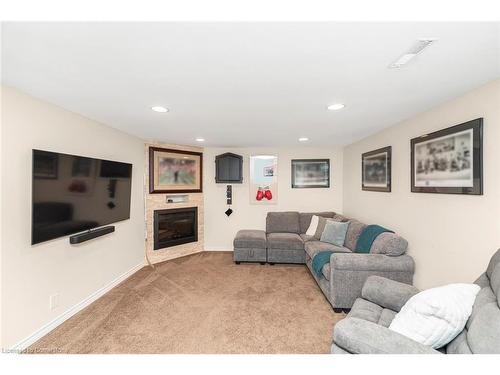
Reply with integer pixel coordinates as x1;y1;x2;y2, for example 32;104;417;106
389;283;480;349
305;215;319;236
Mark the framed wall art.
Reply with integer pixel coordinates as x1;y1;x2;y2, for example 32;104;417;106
410;118;483;195
362;146;391;192
291;159;330;188
249;155;277;204
149;147;203;193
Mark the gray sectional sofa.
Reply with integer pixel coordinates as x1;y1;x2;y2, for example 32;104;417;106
233;211;415;311
332;248;500;354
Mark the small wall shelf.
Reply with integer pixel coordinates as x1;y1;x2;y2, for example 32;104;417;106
166;195;189;204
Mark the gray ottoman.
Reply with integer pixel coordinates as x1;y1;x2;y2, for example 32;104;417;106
233;230;267;264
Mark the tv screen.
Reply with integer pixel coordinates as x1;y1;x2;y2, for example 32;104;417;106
32;149;132;245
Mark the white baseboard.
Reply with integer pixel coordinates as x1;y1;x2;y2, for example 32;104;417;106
10;261;145;352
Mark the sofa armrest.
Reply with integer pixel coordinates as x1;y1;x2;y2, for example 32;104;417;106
333;318;440;354
328;253;415;309
330;253;415;273
361;276;420;312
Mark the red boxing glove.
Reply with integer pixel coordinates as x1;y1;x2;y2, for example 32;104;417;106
264;186;273;200
256;187;264;201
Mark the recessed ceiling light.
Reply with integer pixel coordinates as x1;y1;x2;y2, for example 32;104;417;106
195;138;205;142
151;106;169;113
298;137;309;142
327;103;345;111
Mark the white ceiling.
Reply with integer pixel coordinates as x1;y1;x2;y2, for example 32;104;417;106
2;22;499;147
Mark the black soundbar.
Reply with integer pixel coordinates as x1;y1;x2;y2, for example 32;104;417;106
69;226;115;244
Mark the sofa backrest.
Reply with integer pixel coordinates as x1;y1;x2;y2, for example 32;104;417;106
342;218;408;255
298;212;335;233
332;214;349;222
344;219;366;250
33;202;73;224
266;212;300;234
446;248;500;354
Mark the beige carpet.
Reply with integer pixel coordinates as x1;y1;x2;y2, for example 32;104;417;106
30;252;344;353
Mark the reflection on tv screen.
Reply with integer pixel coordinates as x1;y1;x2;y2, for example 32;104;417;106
32;149;132;244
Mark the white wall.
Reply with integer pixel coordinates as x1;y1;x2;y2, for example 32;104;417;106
343;80;500;289
1;86;145;348
203;147;343;250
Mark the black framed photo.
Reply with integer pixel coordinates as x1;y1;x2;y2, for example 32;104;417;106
71;157;93;177
411;118;483;195
362;146;391;192
33;150;58;179
291;159;330;188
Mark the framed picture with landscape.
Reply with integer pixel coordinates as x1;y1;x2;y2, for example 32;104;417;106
149;147;203;193
411;118;483;195
362;146;391;192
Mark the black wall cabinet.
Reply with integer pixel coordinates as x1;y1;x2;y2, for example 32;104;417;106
215;153;243;183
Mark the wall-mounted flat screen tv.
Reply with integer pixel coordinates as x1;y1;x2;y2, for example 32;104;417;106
32;149;132;245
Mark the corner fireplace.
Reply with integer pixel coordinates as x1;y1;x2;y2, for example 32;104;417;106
153;207;198;250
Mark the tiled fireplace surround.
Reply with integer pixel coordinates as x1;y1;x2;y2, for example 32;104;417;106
145;142;204;265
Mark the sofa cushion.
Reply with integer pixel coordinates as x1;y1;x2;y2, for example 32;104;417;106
370;232;408;256
233;230;266;249
490;261;500;302
344;219;367;250
362;276;419;312
461;260;500;353
466;285;497;330
305;215;319;235
446;331;472;354
347;298;402;329
466;301;500;353
332;214;349;222
313;217;325;240
378;308;397;328
486;248;500;280
474;273;490;289
267;232;304;250
320;220;350;247
333;317;440;354
348;298;384;324
313;216;337;240
304;240;351;259
266;211;300;233
299;212;335;234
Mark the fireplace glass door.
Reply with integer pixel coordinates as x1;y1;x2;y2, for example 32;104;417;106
154;207;197;250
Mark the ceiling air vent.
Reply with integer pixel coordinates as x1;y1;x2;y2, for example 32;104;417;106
389;39;437;68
